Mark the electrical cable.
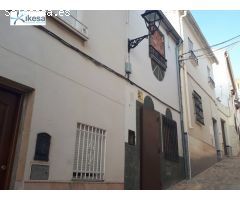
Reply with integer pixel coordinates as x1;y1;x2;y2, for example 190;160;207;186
181;34;240;56
195;41;240;61
194;34;240;52
197;40;240;58
179;40;240;61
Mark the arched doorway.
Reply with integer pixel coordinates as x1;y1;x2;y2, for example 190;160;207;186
140;96;162;189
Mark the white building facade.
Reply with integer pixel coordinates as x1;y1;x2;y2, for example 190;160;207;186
0;10;185;190
213;51;240;157
164;10;221;177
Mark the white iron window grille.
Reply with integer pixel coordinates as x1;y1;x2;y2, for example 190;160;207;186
192;91;204;125
52;10;89;40
73;123;106;181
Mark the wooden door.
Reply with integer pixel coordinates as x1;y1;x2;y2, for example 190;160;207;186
141;107;161;189
0;87;21;189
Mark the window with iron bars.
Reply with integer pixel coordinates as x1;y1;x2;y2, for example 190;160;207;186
73;123;106;181
52;10;89;41
188;37;198;65
162;115;179;162
193;91;204;125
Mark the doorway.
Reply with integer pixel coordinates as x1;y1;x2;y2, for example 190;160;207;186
0;87;22;189
140;96;162;189
220;119;228;156
212;118;221;160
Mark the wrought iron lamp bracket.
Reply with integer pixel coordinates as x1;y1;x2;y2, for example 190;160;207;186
128;10;162;52
128;34;150;52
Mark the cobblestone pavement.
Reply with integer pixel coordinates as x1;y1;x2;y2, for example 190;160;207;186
169;157;240;190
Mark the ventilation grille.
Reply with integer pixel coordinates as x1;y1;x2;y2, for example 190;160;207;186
73;123;106;181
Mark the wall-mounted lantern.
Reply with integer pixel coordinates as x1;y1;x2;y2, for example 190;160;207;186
128;10;163;52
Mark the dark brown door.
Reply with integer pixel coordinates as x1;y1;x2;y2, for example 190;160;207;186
141;107;161;189
0;87;21;189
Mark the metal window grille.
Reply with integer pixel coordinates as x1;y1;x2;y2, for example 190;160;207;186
193;91;204;125
52;10;89;40
162;115;179;162
73;123;106;181
188;37;193;51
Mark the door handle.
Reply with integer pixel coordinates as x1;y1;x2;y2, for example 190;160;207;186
1;165;7;171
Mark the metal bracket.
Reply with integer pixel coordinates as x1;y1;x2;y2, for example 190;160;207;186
128;34;149;52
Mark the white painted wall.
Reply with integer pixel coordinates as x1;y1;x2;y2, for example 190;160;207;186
213;51;240;156
128;11;180;111
165;11;218;146
125;11;183;156
0;12;127;183
213;51;232;107
0;10;184;186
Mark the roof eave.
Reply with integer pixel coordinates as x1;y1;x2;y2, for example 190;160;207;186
159;10;183;45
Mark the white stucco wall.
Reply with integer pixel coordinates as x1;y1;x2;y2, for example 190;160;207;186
179;13;218;147
213;51;240;156
0;12;127;183
213;51;232;106
0;10;184;187
125;11;183;156
128;11;180;112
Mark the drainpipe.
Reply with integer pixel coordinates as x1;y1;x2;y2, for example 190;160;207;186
180;11;193;130
178;10;191;179
179;10;188;131
176;41;190;180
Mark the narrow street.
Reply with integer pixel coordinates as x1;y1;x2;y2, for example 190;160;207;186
169;157;240;190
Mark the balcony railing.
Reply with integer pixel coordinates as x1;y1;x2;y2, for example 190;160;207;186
149;45;167;71
208;76;215;88
52;11;89;41
189;50;198;65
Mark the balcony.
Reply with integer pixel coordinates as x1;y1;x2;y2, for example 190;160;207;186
208;76;215;88
149;45;167;71
189;50;198;66
52;11;89;41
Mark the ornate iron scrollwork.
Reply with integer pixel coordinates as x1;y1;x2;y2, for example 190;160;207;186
128;34;149;52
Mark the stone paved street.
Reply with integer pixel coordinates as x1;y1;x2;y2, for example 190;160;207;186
169;157;240;190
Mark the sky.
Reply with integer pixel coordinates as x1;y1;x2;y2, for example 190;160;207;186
191;10;240;80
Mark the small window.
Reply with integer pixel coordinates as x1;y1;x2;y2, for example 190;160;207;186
188;37;198;65
53;10;89;40
207;66;214;78
193;91;204;125
188;37;193;51
165;108;172;120
73;123;106;181
207;66;210;76
207;66;215;88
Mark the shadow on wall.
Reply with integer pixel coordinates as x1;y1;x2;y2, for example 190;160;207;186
189;135;218;177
